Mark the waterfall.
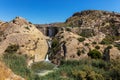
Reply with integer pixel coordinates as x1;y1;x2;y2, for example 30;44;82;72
47;27;58;37
45;39;52;62
45;54;50;62
48;39;52;48
48;27;53;37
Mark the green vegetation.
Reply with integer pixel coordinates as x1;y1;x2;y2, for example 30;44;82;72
95;45;100;50
66;27;71;32
49;38;61;59
2;45;120;80
76;50;81;56
92;41;97;44
106;45;112;49
79;29;95;38
51;38;59;48
77;37;85;42
2;53;35;80
85;43;89;46
39;59;120;80
100;35;118;45
5;44;19;53
3;44;39;80
88;49;102;59
114;44;120;50
31;61;55;73
25;26;30;30
100;38;112;45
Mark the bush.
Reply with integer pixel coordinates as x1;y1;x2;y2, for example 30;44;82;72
106;45;112;49
77;38;85;42
100;36;113;45
95;45;100;50
88;49;102;59
92;42;97;44
66;28;71;32
2;53;33;80
5;44;19;53
31;61;55;73
39;59;120;80
77;50;81;56
51;38;59;48
85;43;89;46
25;26;30;30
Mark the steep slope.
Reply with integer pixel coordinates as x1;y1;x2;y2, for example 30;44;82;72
0;61;25;80
0;17;48;63
65;10;120;37
49;10;120;64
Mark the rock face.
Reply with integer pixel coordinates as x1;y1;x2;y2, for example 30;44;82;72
0;61;25;80
65;10;120;37
0;17;48;62
49;10;120;64
51;31;105;61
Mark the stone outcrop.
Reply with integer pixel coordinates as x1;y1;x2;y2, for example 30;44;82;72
52;31;105;60
50;30;120;64
0;17;48;62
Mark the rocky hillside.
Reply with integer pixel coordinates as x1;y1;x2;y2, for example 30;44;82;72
49;10;120;64
0;61;25;80
0;17;48;63
65;10;120;37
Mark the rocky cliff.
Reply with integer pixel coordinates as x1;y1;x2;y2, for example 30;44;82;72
0;17;48;63
49;10;120;64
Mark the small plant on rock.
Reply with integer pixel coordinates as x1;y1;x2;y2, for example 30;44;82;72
88;49;102;59
77;37;85;42
77;50;81;56
95;45;100;50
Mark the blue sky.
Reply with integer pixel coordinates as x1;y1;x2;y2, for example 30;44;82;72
0;0;120;24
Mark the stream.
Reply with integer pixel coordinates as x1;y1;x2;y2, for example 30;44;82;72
34;27;58;76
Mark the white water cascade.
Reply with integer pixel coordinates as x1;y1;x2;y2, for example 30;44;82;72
45;54;50;62
45;39;52;62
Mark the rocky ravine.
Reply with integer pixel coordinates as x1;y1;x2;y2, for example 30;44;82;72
0;17;48;63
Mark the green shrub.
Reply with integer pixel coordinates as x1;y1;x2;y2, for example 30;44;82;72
5;44;19;53
31;61;55;73
85;43;89;46
2;53;33;80
25;26;30;30
39;59;120;80
88;49;102;59
77;37;85;42
110;67;120;80
95;45;100;50
51;38;59;48
106;45;112;49
77;50;81;56
92;42;97;44
79;29;95;38
66;28;71;32
100;36;113;45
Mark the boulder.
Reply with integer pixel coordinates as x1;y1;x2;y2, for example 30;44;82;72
0;17;48;62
